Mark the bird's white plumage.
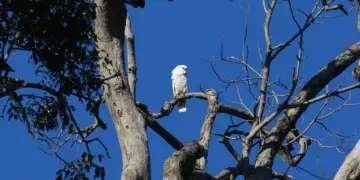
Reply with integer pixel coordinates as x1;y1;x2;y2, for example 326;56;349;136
171;65;188;113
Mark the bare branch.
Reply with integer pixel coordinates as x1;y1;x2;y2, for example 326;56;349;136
86;137;111;158
150;92;207;119
271;5;327;60
278;135;311;167
218;104;254;121
215;164;293;180
197;90;219;170
216;124;244;163
253;42;360;179
148;92;254;122
125;14;137;100
288;83;360;108
271;172;293;180
257;0;277;124
137;107;184;150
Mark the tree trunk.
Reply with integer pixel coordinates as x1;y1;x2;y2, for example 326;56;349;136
163;141;215;180
94;0;150;179
334;140;360;180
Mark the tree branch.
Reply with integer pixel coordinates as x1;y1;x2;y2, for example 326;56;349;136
145;112;184;150
257;0;277;123
0;77;60;98
125;14;137;100
277;135;311;167
287;82;360;108
253;42;360;179
149;92;253;122
150;92;207;118
197;89;219;170
218;104;254;122
215;164;293;180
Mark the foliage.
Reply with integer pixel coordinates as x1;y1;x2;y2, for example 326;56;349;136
0;0;106;179
1;0;100;98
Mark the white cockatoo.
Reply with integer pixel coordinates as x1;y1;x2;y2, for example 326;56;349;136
171;65;188;113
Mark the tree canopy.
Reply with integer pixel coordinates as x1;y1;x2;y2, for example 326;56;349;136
2;0;360;179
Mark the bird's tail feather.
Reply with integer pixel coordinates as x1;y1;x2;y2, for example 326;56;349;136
178;100;187;113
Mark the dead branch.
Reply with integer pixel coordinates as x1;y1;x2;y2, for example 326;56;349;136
148;92;254;122
215;164;293;180
287;83;360;108
125;14;137;100
216;124;244;163
257;0;277;126
197;89;219;170
144;112;184;150
253;42;360;179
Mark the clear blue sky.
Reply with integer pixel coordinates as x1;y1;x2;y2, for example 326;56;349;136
1;0;360;179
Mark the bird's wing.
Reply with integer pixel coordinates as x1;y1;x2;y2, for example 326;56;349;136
184;76;188;93
172;79;176;97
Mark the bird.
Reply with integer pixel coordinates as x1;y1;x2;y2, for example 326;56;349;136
171;65;188;113
352;60;360;81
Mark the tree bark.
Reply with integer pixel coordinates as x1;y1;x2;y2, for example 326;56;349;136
251;42;360;180
125;14;137;100
163;141;209;180
94;0;150;179
334;140;360;180
197;89;218;170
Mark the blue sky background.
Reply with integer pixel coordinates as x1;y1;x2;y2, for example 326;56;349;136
1;0;360;179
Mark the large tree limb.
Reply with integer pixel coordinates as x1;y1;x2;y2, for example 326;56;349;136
334;139;360;180
150;92;253;121
163;141;206;180
146;91;305;168
144;112;184;150
277;135;311;167
215;164;293;180
197;89;219;170
94;0;150;179
251;42;360;180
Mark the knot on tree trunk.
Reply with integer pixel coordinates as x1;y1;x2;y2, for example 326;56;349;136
205;89;217;97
